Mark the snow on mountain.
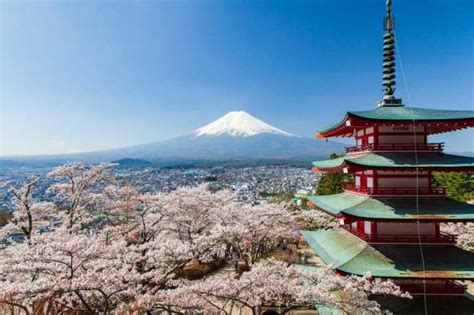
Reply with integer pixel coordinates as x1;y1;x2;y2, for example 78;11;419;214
194;111;293;137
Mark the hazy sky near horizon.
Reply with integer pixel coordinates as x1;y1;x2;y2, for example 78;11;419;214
1;0;473;155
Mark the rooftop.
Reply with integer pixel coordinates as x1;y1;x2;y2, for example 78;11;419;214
307;193;474;221
312;152;474;171
301;229;474;279
316;106;474;138
350;106;474;122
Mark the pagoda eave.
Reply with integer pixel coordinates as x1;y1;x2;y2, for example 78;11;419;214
332;270;474;282
309;205;474;223
340;212;474;223
313;162;474;174
312;152;474;173
307;193;474;222
316;112;474;139
302;229;474;280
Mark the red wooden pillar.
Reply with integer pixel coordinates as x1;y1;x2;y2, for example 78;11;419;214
373;126;378;150
371;222;377;241
373;171;378;194
360;172;367;189
423;127;428;145
428;171;433;190
357;221;364;233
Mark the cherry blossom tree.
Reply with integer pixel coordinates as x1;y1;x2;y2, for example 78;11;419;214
0;229;134;314
99;184;156;242
1;178;55;242
99;184;292;272
213;201;299;266
293;209;340;230
152;185;233;262
441;222;474;252
298;263;410;314
148;259;409;315
457;225;474;252
99;185;229;274
47;162;115;230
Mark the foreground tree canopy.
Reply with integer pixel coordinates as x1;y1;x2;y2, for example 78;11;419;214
0;162;408;314
433;172;474;203
315;153;350;196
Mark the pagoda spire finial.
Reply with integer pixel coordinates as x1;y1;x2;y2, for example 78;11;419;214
378;0;403;107
386;0;392;22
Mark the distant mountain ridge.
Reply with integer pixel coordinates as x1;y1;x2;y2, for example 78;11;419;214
98;111;344;160
0;111;345;164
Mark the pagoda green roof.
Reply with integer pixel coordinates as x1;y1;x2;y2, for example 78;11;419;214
312;152;474;170
317;106;474;134
350;106;474;121
307;193;474;221
301;229;474;279
307;193;367;216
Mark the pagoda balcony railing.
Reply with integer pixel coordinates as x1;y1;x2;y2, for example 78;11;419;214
398;281;465;295
345;142;444;154
343;183;446;196
370;233;455;244
343;226;456;244
343;227;371;241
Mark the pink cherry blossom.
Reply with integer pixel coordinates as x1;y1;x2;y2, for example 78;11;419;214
441;222;474;252
0;163;408;314
1;178;56;242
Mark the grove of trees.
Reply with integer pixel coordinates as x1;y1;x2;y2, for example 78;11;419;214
0;162;409;314
433;172;474;202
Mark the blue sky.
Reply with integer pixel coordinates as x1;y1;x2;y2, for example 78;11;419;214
1;0;472;155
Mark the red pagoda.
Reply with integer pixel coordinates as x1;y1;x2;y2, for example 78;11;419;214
302;0;474;296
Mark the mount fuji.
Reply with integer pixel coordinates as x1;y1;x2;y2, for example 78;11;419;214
1;111;344;164
90;111;344;161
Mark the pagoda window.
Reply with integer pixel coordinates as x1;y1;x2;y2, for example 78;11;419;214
368;135;374;144
352;128;378;150
364;221;372;235
367;177;374;188
355;176;361;187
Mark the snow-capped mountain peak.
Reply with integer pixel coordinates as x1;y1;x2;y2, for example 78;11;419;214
194;111;293;137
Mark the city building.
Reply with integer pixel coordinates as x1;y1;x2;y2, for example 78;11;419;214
302;0;474;296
